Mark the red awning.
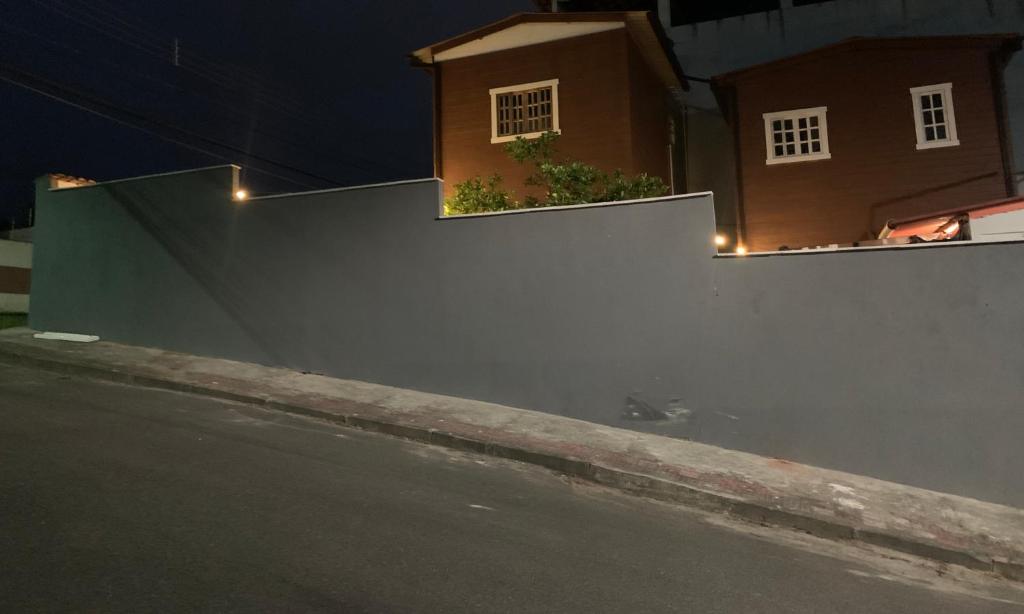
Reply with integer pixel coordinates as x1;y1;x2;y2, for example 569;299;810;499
882;196;1024;240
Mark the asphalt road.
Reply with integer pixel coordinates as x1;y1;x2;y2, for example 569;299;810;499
1;365;1021;613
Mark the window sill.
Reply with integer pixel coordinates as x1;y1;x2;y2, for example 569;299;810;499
490;129;560;145
765;152;832;165
916;139;960;150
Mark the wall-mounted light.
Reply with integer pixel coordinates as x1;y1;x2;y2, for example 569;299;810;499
714;234;728;247
735;245;748;256
234;189;249;201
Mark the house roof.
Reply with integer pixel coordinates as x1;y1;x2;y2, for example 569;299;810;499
713;34;1022;84
49;173;96;189
531;0;660;10
411;12;687;91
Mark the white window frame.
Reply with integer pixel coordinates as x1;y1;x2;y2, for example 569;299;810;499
763;106;832;165
489;78;560;144
910;83;960;150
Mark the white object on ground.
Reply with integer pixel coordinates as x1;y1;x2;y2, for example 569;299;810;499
33;331;100;343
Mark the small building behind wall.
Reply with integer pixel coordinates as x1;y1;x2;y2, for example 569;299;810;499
0;239;31;324
411;12;688;202
0;174;89;328
712;35;1021;252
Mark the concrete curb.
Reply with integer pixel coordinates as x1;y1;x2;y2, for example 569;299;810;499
0;339;1021;583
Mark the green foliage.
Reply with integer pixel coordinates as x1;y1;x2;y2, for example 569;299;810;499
505;130;559;165
443;131;668;215
0;313;27;330
599;170;669;203
443;174;517;216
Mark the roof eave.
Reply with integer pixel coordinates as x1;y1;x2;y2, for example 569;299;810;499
415;12;633;60
635;10;689;91
712;34;1024;84
409;11;687;91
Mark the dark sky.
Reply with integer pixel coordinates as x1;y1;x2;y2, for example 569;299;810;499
0;0;535;226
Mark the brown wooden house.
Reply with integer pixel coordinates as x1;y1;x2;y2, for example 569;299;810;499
411;12;687;202
713;35;1021;252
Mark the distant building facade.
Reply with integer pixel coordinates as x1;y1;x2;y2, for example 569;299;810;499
665;0;1024;249
712;36;1020;251
540;0;1024;250
0;238;31;315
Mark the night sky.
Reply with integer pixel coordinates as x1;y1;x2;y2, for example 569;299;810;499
0;0;534;227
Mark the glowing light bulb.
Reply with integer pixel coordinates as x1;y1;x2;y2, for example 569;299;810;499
234;189;249;201
714;234;728;247
735;245;748;256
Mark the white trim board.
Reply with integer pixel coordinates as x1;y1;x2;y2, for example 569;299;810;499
33;331;99;342
910;83;960;150
763;106;831;165
433;22;624;63
48;165;239;192
490;79;561;144
0;239;32;268
0;292;28;313
249;178;441;202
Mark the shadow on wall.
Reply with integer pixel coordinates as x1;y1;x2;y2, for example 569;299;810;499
28;165;1024;507
100;178;290;366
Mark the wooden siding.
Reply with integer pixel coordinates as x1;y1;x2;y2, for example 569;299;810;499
731;46;1011;252
628;35;671;184
437;29;670;200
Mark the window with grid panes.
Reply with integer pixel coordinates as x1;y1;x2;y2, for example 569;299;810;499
910;83;959;149
496;88;552;136
762;107;831;164
490;79;560;144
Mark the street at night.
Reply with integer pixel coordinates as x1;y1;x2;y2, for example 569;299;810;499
5;1;1024;612
1;365;1021;613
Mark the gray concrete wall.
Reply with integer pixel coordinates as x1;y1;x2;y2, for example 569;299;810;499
672;0;1024;222
30;165;1024;506
699;246;1024;506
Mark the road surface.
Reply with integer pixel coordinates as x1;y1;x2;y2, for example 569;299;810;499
1;365;1021;612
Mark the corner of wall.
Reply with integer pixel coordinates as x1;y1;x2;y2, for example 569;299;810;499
434;178;446;217
33;175;53;200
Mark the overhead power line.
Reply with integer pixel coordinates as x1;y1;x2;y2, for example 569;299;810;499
10;0;420;175
83;0;309;107
0;61;347;189
81;0;309;107
20;0;342;141
28;0;385;137
24;0;311;118
0;21;403;179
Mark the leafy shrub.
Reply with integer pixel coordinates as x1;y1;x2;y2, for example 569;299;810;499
444;132;668;215
443;175;516;215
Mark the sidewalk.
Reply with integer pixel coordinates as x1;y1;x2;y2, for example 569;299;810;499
1;327;1022;581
